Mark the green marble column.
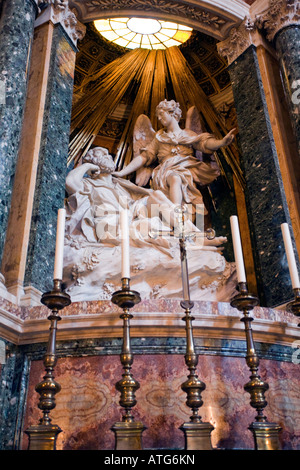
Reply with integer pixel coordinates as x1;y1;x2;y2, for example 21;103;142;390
24;23;76;294
0;0;37;265
275;25;300;159
228;45;299;307
0;340;30;450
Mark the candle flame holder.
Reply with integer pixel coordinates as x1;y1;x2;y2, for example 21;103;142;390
110;277;146;450
230;282;282;450
25;279;71;450
148;205;215;449
174;206;214;450
179;299;214;450
286;287;300;326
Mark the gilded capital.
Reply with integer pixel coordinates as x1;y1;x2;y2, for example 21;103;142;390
35;0;86;45
256;0;300;41
218;0;300;64
217;16;263;65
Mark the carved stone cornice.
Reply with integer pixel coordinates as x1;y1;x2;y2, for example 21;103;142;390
82;0;226;27
256;0;300;41
0;295;299;348
35;0;86;46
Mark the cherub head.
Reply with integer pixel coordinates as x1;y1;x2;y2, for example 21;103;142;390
83;147;115;174
156;99;182;124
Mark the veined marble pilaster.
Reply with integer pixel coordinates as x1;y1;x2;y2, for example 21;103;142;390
217;6;300;306
274;26;300;159
224;1;300;161
256;0;300;161
255;1;300;256
227;46;299;307
1;19;55;301
1;1;85;302
23;22;77;296
0;0;38;269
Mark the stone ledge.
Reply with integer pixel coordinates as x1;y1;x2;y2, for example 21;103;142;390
0;296;299;348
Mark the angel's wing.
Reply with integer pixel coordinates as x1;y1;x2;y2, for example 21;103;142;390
133;114;156;187
185;106;203;134
185;106;203;161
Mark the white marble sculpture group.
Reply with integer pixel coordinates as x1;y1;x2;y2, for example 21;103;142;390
64;100;237;301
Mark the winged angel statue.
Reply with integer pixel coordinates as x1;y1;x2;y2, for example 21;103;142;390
113;99;235;217
63;100;237;302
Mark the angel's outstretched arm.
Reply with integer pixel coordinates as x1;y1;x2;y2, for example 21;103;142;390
204;128;236;151
113;154;147;178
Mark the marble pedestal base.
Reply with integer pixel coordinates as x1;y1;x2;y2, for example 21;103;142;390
249;421;282;451
25;423;62;450
180;421;214;450
111;421;146;450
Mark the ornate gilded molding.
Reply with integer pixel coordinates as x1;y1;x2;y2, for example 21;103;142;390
36;0;86;45
84;0;225;28
69;0;247;40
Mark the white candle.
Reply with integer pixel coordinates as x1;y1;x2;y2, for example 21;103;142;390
120;209;130;279
281;223;300;288
230;215;247;283
53;208;66;280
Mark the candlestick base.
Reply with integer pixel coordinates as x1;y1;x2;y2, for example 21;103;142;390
230;282;282;450
25;279;71;450
180;422;214;450
249;421;282;450
111;421;146;450
111;278;145;449
25;424;62;451
179;300;214;450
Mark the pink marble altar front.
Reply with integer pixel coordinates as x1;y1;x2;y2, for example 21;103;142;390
22;353;300;450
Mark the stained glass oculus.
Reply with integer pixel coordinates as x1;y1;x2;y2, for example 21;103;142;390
94;17;193;50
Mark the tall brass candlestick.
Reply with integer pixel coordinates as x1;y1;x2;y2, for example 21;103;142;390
25;279;71;450
111;277;146;450
177;208;214;450
149;205;215;448
230;282;282;450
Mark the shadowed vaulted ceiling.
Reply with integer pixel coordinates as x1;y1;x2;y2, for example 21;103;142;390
70;22;244;187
